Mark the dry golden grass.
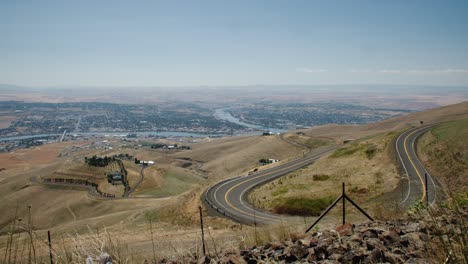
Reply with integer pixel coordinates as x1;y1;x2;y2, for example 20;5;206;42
297;101;468;142
130;166;163;194
173;134;305;180
0;141;177;235
0;141;87;170
0;130;306;242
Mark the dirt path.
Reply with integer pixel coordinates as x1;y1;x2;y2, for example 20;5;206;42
126;166;146;197
66;201;77;222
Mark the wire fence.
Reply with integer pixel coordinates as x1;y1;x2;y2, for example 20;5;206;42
0;183;437;264
1;216;327;264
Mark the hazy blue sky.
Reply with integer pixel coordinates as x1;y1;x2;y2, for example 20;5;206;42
1;0;468;87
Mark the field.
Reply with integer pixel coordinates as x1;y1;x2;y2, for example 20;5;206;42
172;134;307;179
134;166;203;198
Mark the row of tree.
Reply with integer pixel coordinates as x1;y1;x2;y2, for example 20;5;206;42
85;155;113;167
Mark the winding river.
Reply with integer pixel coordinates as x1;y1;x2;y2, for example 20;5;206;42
214;108;285;134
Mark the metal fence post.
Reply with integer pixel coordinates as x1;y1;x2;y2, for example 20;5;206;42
425;173;429;206
199;206;206;256
48;230;53;264
342;182;346;225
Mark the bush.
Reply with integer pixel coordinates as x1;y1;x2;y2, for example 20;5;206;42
313;174;330;181
273;197;334;216
364;144;378;159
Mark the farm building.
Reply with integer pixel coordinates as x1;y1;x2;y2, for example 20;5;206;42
139;160;155;166
107;171;123;185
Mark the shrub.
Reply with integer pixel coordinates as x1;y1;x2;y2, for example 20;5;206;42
273;197;334;216
313;174;330;181
364;144;378;159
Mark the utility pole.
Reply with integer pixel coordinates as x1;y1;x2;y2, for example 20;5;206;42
198;206;206;256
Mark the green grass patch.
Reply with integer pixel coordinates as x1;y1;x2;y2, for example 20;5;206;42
418;118;468;194
331;142;379;159
331;144;360;158
272;186;289;196
429;119;468;162
272;197;334;216
304;138;328;149
433;119;468;140
291;184;308;190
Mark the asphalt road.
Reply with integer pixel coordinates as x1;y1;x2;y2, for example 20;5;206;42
395;125;439;207
205;146;337;225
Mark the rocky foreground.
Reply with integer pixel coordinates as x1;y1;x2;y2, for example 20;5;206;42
191;207;466;264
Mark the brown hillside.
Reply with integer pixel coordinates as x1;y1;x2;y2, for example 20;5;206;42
299;101;468;142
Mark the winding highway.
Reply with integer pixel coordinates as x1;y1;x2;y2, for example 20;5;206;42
205;146;337;225
206;124;441;225
395;125;439;206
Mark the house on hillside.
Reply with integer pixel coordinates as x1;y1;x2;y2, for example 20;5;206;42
107;171;123;185
259;158;280;165
139;160;155;166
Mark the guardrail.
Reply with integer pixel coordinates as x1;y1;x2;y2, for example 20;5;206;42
204;176;245;223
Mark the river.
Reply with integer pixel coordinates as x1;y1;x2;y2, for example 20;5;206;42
214;108;285;134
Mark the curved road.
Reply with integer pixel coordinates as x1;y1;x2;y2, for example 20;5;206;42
205;146;336;225
206;124;442;225
395;125;439;206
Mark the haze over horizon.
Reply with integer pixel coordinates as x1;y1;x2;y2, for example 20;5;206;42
1;1;468;87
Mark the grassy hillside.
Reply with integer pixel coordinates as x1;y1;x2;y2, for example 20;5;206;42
135;166;202;198
418;118;468;196
251;131;401;216
173;134;307;179
297;101;468;142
